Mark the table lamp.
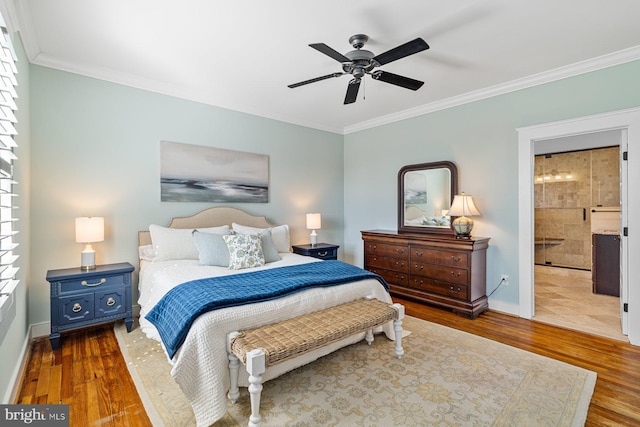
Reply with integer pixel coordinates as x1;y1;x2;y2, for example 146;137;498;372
448;193;480;239
75;217;104;270
306;213;321;246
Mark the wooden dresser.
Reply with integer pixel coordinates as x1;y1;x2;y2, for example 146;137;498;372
362;230;489;319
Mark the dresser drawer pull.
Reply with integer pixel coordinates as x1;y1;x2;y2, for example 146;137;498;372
395;261;405;267
451;256;462;262
81;278;107;287
106;297;116;307
368;244;377;250
450;286;462;294
72;303;82;313
395;274;406;280
450;271;462;278
414;264;424;271
414;250;424;257
413;279;424;286
397;248;405;254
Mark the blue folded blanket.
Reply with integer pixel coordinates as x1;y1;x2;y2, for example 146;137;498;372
145;260;388;358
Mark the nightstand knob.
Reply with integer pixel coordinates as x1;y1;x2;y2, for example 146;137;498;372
72;303;82;313
318;251;328;257
106;297;116;306
81;278;107;287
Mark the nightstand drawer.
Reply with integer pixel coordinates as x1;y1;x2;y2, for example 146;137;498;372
96;287;126;317
292;243;339;260
55;273;129;293
59;293;94;326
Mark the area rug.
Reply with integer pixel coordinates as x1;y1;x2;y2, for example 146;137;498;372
115;316;596;426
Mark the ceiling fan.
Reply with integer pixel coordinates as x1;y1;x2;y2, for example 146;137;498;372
288;34;429;104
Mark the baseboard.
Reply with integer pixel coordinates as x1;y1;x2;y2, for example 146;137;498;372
4;324;35;404
488;299;519;316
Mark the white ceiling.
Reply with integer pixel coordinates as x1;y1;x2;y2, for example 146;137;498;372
11;0;640;134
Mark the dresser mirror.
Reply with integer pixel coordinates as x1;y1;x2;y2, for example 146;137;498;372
398;161;458;235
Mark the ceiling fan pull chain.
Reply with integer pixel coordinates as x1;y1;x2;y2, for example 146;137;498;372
363;77;366;101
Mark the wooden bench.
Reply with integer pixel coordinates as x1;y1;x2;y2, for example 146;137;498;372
226;297;405;427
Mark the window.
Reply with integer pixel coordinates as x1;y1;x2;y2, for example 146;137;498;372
0;14;18;316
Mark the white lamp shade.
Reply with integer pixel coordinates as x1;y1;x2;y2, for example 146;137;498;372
448;193;480;217
75;217;105;243
306;213;321;230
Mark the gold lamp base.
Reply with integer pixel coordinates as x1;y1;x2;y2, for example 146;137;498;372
452;216;474;239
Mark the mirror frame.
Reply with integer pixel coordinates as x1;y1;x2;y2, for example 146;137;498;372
398;161;458;235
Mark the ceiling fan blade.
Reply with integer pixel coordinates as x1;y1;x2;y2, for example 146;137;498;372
344;79;361;104
372;71;424;91
309;43;352;63
288;72;343;88
372;38;429;66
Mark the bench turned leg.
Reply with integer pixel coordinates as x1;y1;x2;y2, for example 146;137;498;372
393;303;405;359
365;329;374;345
246;349;266;427
227;332;241;402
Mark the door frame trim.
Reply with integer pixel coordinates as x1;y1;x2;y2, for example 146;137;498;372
518;106;640;345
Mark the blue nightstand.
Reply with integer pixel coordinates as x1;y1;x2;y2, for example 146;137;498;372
292;243;339;260
46;262;134;350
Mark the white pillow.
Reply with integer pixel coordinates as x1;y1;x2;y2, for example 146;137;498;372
232;223;290;253
138;244;156;262
149;224;229;261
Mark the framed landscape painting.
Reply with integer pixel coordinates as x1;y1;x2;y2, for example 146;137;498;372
160;141;269;203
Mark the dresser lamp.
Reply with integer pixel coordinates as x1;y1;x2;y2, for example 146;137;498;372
75;217;104;270
306;213;321;246
448;193;480;239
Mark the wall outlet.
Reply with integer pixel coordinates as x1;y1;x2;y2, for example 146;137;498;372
501;274;510;286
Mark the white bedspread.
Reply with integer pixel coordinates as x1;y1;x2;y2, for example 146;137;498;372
138;253;394;426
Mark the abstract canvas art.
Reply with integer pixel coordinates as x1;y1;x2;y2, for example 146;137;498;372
160;141;269;203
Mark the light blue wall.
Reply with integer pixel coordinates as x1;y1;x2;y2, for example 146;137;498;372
28;66;344;327
344;60;640;309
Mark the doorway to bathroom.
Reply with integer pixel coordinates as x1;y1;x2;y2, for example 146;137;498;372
518;107;640;346
532;140;624;340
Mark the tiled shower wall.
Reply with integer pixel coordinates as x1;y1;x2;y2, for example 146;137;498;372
534;146;620;269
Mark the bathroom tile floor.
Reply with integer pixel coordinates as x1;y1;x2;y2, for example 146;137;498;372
533;265;627;341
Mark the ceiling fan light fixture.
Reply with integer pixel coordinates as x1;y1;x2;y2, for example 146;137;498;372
289;34;429;104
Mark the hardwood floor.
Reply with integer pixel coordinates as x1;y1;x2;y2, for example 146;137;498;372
16;325;152;427
15;300;640;426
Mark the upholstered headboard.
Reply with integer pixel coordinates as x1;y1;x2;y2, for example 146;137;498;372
404;205;428;221
137;206;274;247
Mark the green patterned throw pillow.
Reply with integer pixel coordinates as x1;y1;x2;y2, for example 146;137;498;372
223;233;265;270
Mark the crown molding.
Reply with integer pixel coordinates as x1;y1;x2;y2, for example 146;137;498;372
344;45;640;135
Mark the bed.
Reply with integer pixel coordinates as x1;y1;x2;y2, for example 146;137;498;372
137;207;395;426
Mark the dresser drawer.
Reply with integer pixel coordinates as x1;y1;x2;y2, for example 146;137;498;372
411;247;469;268
408;277;470;301
364;242;408;259
411;262;468;285
366;266;409;287
366;255;409;273
55;273;129;294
